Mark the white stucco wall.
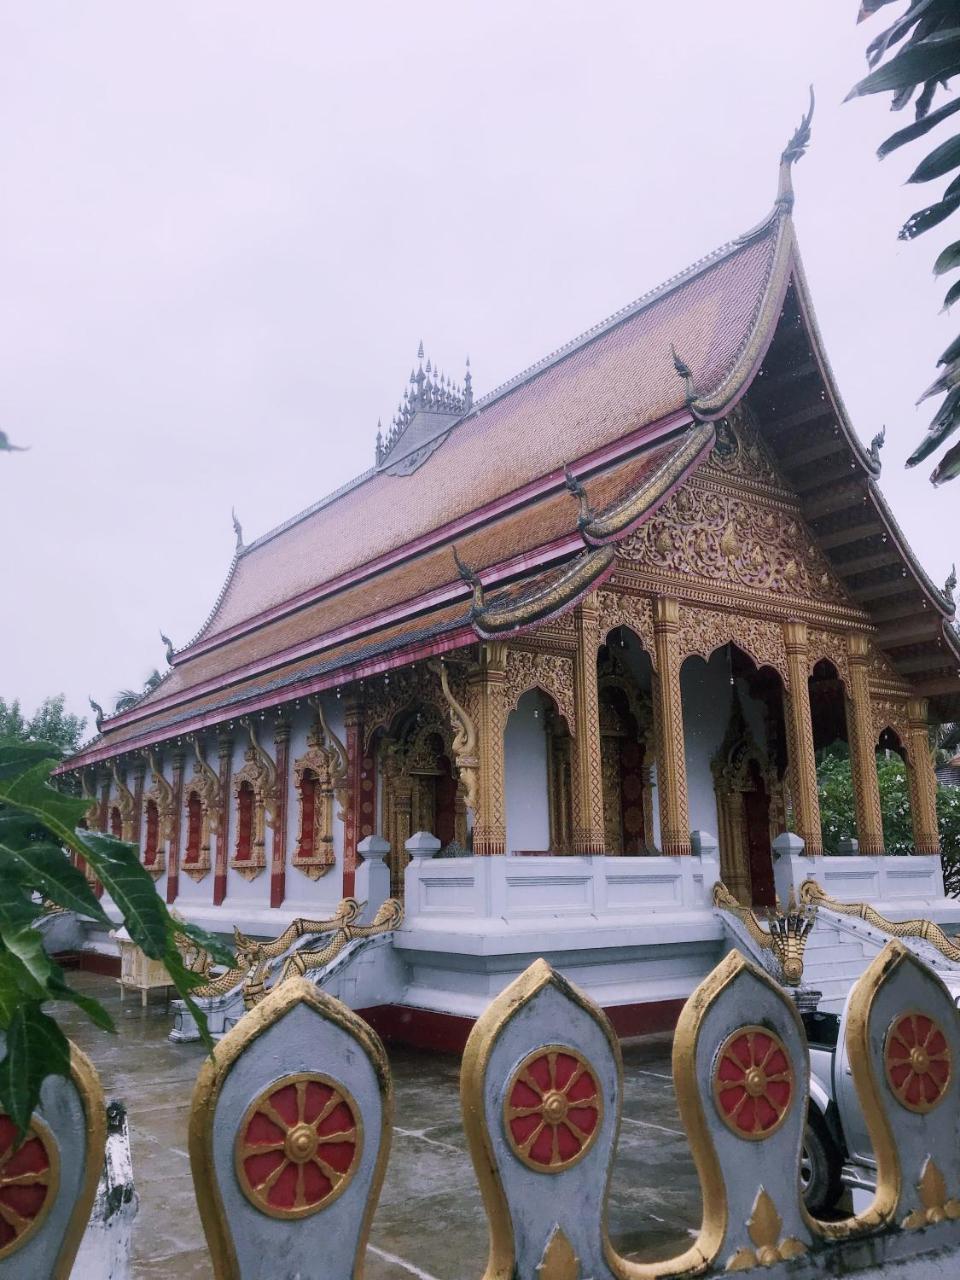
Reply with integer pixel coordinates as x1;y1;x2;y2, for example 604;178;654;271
505;689;551;854
175;729;217;907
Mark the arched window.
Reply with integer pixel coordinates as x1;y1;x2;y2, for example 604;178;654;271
185;791;203;867
236;781;254;864
109;806;122;840
143;799;159;867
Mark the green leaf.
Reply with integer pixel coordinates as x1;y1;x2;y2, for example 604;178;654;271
73;830;171;959
0;949;46;1026
934;239;960;275
847;30;960;98
0;816;108;923
46;970;115;1033
899;190;960;239
0;754;90;844
931;434;960;483
0;1004;71;1138
0;926;54;990
917;354;960;401
945;278;960;310
0;742;58;782
175;920;234;970
939;331;960;365
907;383;960;465
879;95;960;158
162;945;214;1050
0;878;41;932
909;132;960;183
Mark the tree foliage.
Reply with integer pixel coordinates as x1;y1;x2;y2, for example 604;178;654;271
818;748;960;893
0;742;233;1135
0;695;86;759
849;2;960;485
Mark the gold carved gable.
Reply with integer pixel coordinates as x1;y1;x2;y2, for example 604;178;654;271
618;481;851;608
595;590;654;657
363;665;449;752
705;403;782;487
807;628;850;688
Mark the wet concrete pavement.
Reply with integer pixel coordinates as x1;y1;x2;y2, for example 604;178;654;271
56;972;700;1279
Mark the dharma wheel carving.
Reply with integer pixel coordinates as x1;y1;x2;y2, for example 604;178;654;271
0;1112;59;1259
235;1073;361;1218
713;1026;794;1140
503;1046;602;1172
884;1011;952;1114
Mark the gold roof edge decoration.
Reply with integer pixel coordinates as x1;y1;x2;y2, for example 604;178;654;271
580;422;716;544
472;546;615;638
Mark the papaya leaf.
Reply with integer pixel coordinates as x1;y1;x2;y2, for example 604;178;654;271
866;0;940;69
908;132;960;182
0;878;41;932
944;277;960;309
879;95;960;157
917;354;960;401
939;331;960;365
847;30;960;99
0;1004;71;1138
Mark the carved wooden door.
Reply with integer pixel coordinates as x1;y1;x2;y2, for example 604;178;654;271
743;762;775;907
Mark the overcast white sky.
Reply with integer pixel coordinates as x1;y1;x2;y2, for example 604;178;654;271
2;2;958;730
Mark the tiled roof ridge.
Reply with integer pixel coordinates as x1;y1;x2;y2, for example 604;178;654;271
236;223;775;564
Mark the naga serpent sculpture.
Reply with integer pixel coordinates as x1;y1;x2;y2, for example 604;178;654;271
799;879;960;965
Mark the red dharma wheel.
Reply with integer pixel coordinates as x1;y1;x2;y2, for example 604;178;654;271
713;1026;794;1140
0;1113;60;1259
885;1011;952;1114
235;1073;362;1218
504;1046;602;1172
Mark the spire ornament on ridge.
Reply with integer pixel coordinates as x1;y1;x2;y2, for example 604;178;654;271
670;344;697;406
869;424;886;471
775;85;815;215
452;545;484;611
231;507;244;554
160;630;175;665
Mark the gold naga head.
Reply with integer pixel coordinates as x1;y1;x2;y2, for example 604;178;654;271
764;889;817;987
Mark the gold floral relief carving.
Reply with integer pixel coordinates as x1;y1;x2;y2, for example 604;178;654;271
868;642;912;694
871;697;911;749
144;752;175;880
676;605;790;685
362;664;449;752
503;649;576;735
806;627;850;687
618;482;849;605
595;589;655;658
705;402;782;488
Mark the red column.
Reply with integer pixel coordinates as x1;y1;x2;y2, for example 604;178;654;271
213;732;233;906
270;722;290;908
166;750;185;904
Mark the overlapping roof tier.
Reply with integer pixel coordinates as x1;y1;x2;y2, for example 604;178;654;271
64;172;960;770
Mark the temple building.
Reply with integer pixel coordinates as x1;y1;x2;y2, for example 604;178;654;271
59;109;960;1039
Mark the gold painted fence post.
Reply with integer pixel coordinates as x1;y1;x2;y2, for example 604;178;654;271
782;621;823;855
652;596;691;856
846;634;884;855
572;595;606;854
472;642;508;855
907;698;941;855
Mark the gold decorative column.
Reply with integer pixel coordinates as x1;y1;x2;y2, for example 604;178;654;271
782;621;823;855
270;721;291;908
471;642;507;855
572;596;606;854
906;698;941;854
652;597;690;856
846;634;884;855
